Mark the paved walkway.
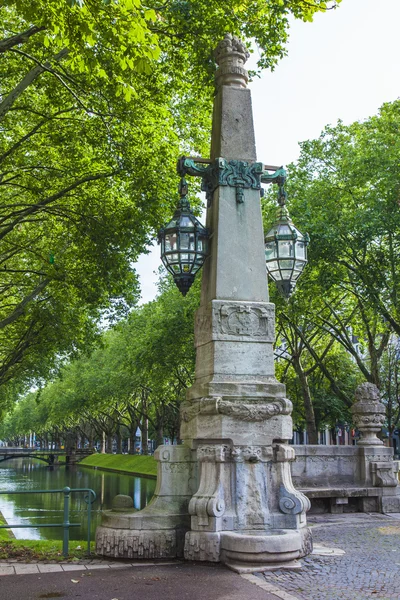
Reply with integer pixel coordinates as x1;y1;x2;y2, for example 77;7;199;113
257;512;400;600
1;513;400;599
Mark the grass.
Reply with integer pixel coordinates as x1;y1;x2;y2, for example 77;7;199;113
0;513;14;541
79;453;157;477
0;539;95;561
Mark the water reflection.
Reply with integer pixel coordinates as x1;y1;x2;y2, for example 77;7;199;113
0;458;156;541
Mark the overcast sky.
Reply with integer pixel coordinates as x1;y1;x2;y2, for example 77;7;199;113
134;0;400;304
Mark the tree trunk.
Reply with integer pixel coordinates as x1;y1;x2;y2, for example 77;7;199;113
105;434;113;454
129;427;136;455
141;419;149;456
293;356;319;445
155;425;164;449
116;427;122;454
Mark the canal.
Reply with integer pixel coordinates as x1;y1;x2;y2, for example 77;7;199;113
0;458;156;541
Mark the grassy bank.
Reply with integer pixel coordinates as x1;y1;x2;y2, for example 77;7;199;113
79;453;157;477
0;512;14;541
0;539;95;561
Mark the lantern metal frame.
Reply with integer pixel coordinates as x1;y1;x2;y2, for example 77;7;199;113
264;172;309;299
158;177;209;296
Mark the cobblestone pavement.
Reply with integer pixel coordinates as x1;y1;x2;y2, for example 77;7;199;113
258;513;400;600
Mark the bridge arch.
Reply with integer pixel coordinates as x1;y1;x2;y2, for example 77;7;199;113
0;453;57;465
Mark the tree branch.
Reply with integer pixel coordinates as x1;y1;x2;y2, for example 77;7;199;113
0;26;45;53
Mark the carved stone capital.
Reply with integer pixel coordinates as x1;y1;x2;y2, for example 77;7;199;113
275;444;296;463
231;445;273;463
197;444;230;463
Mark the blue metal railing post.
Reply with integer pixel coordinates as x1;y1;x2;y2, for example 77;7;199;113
62;487;71;557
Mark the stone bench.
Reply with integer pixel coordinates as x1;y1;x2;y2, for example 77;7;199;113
291;445;400;514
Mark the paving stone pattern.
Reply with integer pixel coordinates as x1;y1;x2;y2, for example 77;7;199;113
259;513;400;600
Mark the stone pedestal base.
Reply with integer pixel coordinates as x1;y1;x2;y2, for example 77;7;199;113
96;527;183;559
185;527;312;573
95;445;198;559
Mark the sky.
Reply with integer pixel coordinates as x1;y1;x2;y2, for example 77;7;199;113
134;0;400;304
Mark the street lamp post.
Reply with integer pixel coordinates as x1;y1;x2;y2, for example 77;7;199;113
96;34;312;571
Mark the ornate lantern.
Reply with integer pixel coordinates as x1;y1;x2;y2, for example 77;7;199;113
264;175;309;299
158;177;209;296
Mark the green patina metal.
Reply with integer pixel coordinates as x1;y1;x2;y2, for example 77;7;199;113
0;487;96;557
177;156;288;205
157;176;209;296
178;156;265;204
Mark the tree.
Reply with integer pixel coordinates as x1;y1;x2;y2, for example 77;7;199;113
262;100;400;439
0;273;199;451
287;100;400;337
0;0;341;401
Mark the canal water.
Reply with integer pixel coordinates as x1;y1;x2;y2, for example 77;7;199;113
0;458;156;542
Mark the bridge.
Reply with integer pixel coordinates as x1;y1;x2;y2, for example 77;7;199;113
0;447;94;465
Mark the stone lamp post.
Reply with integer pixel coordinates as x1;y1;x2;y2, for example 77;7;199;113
96;34;312;572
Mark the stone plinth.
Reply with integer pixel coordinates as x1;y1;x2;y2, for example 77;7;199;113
96;445;198;559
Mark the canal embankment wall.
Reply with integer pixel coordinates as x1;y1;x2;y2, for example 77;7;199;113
79;454;157;479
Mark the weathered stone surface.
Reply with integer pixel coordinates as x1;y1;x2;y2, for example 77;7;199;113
96;34;311;569
351;382;386;446
95;444;198;558
111;495;134;512
291;444;400;513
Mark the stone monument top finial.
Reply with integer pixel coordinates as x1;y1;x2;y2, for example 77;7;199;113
351;382;386;446
214;33;250;89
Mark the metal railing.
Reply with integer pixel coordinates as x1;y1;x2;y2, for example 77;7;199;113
0;487;96;556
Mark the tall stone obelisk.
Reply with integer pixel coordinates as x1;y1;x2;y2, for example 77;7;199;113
96;35;312;572
179;34;312;571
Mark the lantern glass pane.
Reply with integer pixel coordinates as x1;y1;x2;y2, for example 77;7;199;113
171;253;179;261
278;241;293;258
182;264;191;273
281;271;291;280
189;234;195;250
265;242;277;260
197;239;203;251
180;233;190;249
278;225;291;235
166;233;177;251
172;264;180;273
280;260;294;270
267;260;279;271
180;216;192;227
295;260;306;271
296;241;305;259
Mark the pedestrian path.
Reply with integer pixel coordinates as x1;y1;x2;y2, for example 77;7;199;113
2;514;400;599
0;558;174;576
